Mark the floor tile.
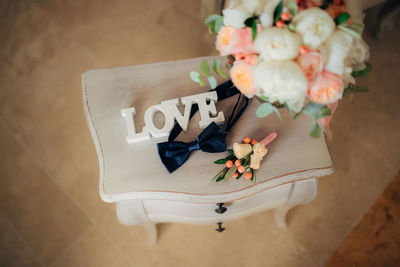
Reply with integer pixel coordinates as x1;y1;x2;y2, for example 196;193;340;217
326;173;400;266
100;211;318;267
331;28;400;170
0;212;43;267
285;128;397;266
50;226;131;267
47;0;215;67
0;122;92;265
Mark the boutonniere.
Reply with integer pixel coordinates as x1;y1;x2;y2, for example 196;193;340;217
212;132;277;182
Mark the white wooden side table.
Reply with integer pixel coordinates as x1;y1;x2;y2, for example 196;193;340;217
82;56;335;244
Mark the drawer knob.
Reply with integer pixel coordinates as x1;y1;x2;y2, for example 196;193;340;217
215;203;227;214
216;222;225;232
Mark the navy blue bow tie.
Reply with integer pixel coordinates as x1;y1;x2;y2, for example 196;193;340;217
157;122;226;173
157;80;249;173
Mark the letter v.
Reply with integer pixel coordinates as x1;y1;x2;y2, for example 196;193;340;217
161;98;193;132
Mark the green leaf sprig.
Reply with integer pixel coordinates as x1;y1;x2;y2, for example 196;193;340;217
344;84;369;102
343;63;371;102
212;143;256;183
295;103;331;138
351;63;371;77
256;102;282;121
190;60;228;89
205;14;224;33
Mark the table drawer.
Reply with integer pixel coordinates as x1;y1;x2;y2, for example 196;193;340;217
143;183;292;224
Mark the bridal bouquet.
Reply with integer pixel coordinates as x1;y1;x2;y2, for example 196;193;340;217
192;0;371;138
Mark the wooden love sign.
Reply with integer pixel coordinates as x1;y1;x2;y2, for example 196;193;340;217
120;91;225;143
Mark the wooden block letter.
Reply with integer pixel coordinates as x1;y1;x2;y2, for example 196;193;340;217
120;108;150;143
183;91;225;128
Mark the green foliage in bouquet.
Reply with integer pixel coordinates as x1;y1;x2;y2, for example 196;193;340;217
190;59;229;89
193;1;373;139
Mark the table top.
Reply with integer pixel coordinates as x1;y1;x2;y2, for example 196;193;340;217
82;56;334;203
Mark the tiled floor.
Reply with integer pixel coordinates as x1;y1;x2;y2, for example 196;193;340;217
0;1;399;266
327;173;400;266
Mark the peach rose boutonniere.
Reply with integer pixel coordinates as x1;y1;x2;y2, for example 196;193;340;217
213;132;277;182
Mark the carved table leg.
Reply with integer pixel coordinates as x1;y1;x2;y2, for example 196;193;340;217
116;200;157;245
274;178;318;229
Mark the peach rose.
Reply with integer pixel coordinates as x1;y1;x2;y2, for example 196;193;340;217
307;70;344;104
297;51;323;81
233;143;252;159
230;60;256;97
253;143;267;158
250;143;268;170
250;154;261;169
216;26;256;56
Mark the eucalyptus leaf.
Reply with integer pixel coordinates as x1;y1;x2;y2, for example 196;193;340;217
214;16;224;33
212;59;228;79
335;12;350;25
224;166;237;180
256;103;275;118
189;71;200;81
302;102;331;120
351;63;371;77
198;76;205;86
212;59;219;72
205;14;221;24
208;76;217;89
205;14;223;33
217;69;228;79
189;71;205;87
200;61;211;77
310;122;321;138
286;103;294;118
207;23;215;34
274;109;283;121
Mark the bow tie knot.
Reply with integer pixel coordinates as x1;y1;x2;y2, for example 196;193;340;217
187;140;200;152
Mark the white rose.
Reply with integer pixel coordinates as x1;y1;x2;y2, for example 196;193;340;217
259;0;281;27
292;7;335;49
320;30;353;76
255;27;302;61
342;67;356;87
345;38;370;71
254;61;308;112
229;0;271;15
223;8;251;28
